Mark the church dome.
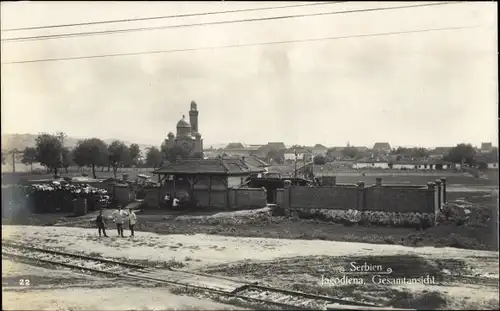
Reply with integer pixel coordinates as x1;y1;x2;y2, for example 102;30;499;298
167;132;174;137
195;132;201;138
176;115;191;128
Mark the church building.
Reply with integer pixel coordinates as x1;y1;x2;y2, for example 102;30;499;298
165;101;203;158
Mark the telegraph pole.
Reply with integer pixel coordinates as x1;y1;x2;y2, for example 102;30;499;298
294;149;297;178
9;149;23;173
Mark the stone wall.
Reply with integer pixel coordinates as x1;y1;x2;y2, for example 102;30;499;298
289;186;359;210
278;177;446;224
364;186;432;213
144;187;266;210
230;187;267;209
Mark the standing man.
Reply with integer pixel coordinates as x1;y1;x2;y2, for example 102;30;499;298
164;193;171;209
128;208;137;237
172;196;180;209
112;206;128;237
96;209;108;237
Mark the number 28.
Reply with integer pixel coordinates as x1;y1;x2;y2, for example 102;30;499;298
19;279;30;286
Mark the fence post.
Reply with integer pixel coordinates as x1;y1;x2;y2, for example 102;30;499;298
435;179;442;210
440;177;447;204
427;182;437;223
332;176;337;187
357;181;365;210
283;180;292;211
375;177;382;187
493;203;499;251
74;197;88;216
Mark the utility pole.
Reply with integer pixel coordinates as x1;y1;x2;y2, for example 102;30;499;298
9;149;23;173
57;132;66;174
293;149;297;179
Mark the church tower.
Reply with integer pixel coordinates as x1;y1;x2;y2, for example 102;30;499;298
189;100;199;134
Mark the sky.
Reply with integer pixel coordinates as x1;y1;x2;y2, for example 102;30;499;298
1;1;497;149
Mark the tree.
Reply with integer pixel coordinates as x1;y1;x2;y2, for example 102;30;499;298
412;147;429;159
21;147;37;172
313;155;326;165
73;138;109;178
1;150;6;165
108;140;130;179
342;146;359;159
266;149;284;164
61;148;73;173
128;143;141;166
444;143;476;165
164;145;190;163
145;146;163;168
35;133;64;175
161;140;191;163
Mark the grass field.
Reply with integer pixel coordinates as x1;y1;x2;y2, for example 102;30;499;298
1;165;156;185
2;170;498;187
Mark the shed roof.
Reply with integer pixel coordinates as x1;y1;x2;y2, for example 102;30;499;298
152;158;265;175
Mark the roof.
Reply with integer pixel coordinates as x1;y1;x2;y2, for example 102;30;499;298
243;155;270;167
431;147;452;154
313;144;328;150
474;153;499;163
373;142;391;150
177;115;191;128
266;142;286;150
356;157;388;163
285;147;312;154
222;155;270;168
425;158;453;165
152;159;266;175
225;142;245;149
481;142;493;150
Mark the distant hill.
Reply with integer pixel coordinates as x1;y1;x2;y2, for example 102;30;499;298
1;133;153;152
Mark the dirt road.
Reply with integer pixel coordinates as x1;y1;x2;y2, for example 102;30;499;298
2;225;498;310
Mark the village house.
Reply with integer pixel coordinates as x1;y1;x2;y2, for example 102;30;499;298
474;153;499;169
372;142;391;153
221;155;270;176
429;147;452;159
311;144;328;156
284;147;313;161
223;142;263;158
479;142;494;153
388;158;453;170
326;148;344;161
353;157;389;169
152;158;266;208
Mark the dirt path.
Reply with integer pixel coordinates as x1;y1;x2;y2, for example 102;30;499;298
3;225;498;310
1;259;244;310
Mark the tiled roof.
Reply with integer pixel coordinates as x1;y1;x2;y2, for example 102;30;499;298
266;142;286;150
245;155;270;167
357;157;388;163
425;158;453;165
221;155;270;168
474;153;499;163
153;159;265;175
285;147;312;153
481;142;493;150
225;142;245;149
313;144;328;150
431;147;452;154
373;142;391;150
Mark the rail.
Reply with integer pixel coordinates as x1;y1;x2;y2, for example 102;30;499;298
2;243;394;310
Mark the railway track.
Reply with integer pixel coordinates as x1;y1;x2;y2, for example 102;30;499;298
2;243;387;310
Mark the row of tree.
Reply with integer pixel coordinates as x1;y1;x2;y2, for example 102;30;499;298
14;133;199;179
300;144;496;167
